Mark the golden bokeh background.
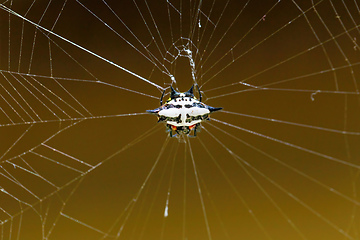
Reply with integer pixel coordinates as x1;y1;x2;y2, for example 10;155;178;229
0;0;360;239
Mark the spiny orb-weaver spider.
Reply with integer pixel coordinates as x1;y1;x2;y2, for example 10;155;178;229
147;85;222;137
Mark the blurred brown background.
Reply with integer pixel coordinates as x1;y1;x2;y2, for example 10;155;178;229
0;0;360;239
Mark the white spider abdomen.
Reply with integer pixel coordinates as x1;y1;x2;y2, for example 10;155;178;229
157;97;210;127
146;86;222;137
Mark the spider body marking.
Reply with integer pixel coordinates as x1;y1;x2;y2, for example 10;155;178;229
147;85;222;137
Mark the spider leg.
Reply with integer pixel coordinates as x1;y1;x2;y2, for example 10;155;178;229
196;84;202;102
160;89;166;105
165;124;171;132
167;124;179;137
166;124;174;137
158;115;166;123
184;126;195;137
196;124;201;133
186;124;198;137
170;130;178;137
193;124;201;136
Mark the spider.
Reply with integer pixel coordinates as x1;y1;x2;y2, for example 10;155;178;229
147;85;222;137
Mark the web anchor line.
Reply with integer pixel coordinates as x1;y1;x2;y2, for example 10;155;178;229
0;4;164;91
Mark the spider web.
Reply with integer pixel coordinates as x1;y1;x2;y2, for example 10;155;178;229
0;0;360;239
